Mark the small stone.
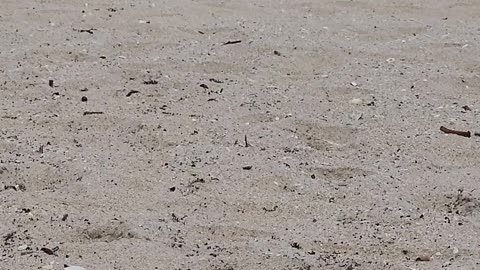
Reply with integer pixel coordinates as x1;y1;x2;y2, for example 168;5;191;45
350;81;358;87
349;98;363;105
452;247;459;254
17;244;29;251
81;96;88;102
65;266;86;270
442;260;452;267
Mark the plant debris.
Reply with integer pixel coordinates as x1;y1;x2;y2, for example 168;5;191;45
223;40;242;45
263;205;278;212
3;184;26;192
40;246;59;255
290;242;302;249
440;126;471;137
143;79;158;85
83;111;104;116
415;255;431;262
209;78;224;84
73;28;97;34
126;90;139;97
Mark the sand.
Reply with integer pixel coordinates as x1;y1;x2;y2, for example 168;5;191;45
1;0;480;269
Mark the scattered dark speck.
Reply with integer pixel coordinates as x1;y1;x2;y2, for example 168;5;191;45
290;242;301;249
143;79;158;85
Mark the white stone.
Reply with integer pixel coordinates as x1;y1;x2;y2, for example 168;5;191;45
65;266;86;270
349;98;363;105
17;244;29;251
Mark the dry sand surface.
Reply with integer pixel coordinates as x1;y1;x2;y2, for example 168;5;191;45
1;0;480;269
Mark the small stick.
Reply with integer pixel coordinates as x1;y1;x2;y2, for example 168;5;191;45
440;126;471;137
244;134;249;147
223;40;242;45
83;111;104;116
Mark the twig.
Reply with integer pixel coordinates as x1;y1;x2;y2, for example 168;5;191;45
126;90;139;97
73;28;97;34
223;40;242;45
244;134;249;147
440;126;471;137
83;111;104;116
263;205;278;212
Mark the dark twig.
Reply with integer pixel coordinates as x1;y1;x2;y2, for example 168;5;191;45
83;111;104;116
223;40;242;45
440;126;471;137
74;28;97;34
263;205;278;212
126;90;139;97
244;134;249;147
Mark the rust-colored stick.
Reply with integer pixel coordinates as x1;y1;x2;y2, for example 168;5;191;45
440;126;471;137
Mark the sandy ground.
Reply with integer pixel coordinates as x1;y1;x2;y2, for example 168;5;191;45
1;0;480;269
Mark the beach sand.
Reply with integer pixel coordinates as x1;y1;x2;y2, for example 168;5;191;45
1;1;480;269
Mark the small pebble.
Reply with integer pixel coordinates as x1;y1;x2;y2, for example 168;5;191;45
349;98;363;105
17;244;29;251
350;81;358;87
81;96;88;102
65;266;86;270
